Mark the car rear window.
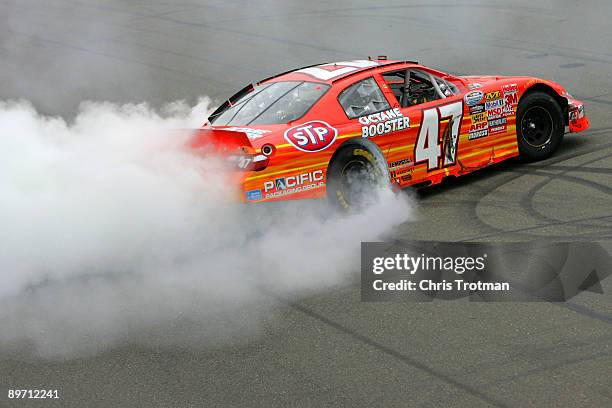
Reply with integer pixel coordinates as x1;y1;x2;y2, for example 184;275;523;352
209;81;329;126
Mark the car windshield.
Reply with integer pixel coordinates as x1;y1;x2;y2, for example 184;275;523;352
209;81;329;126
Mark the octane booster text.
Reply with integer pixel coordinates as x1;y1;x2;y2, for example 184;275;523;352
360;108;410;138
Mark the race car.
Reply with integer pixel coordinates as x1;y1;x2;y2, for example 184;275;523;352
190;58;590;209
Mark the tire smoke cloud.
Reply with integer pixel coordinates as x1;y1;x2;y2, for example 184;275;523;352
0;99;413;358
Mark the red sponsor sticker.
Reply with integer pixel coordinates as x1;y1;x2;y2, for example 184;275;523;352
469;122;488;132
490;125;507;135
284;121;338;152
502;83;518;93
504;92;518;105
487;107;504;118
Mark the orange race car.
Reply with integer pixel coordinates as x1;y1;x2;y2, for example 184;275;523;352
190;58;590;209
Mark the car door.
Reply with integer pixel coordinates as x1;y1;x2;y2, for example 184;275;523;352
335;75;408;159
375;68;466;186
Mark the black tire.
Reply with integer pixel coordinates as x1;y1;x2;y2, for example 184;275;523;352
327;145;388;211
516;91;564;161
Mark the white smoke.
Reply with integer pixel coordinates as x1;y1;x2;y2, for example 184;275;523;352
0;99;413;358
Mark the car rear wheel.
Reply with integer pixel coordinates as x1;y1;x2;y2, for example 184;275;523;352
327;145;388;211
517;91;564;161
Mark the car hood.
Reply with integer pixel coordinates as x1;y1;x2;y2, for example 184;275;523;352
461;75;533;82
460;75;567;95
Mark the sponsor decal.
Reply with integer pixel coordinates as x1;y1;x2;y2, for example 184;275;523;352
487;106;504;120
569;104;585;121
489;117;507;127
389;158;412;170
489;116;508;135
485;99;504;110
468;129;489;140
489;125;507;135
468;82;483;90
246;189;262;201
359;108;405;125
471;112;488;124
469;121;489;140
502;104;515;116
284;121;337;152
503;91;518;106
225;127;271;141
360;108;410;138
469;104;485;114
391;167;413;179
263;170;325;198
502;83;518;94
400;173;413;182
469;122;488;133
464;91;484;107
485;90;501;100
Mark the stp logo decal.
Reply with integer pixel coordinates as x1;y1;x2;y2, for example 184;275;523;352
284;121;338;152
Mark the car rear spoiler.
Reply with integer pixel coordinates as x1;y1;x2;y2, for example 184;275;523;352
187;128;269;171
188;128;253;153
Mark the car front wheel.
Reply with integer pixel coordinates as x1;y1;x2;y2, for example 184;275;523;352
516;91;564;161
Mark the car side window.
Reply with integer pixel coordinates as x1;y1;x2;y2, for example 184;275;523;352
338;77;391;119
382;70;408;107
402;69;457;107
404;70;441;107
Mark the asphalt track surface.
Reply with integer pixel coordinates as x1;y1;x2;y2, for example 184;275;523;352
2;1;612;407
